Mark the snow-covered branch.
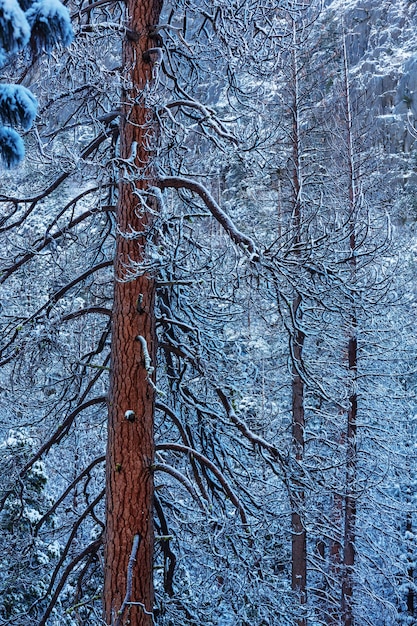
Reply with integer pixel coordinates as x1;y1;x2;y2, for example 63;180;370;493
156;442;249;528
115;534;141;626
164;100;238;144
156;176;259;260
154;462;206;509
216;388;287;468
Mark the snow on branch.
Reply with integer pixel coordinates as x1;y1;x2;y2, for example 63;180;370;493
156;442;249;529
38;499;104;626
0;396;107;513
34;455;105;535
115;534;141;626
164;100;238;144
0;84;37;129
26;0;73;54
216;388;287;468
153;462;206;509
0;0;30;59
137;335;154;375
39;538;103;624
0;126;24;167
0;0;73;167
156;176;259;260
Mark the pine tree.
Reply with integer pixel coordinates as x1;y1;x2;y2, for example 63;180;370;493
0;430;59;622
0;0;72;166
103;0;162;623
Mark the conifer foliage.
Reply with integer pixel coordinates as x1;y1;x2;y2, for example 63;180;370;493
0;0;72;167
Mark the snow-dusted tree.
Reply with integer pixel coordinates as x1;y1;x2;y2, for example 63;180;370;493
250;5;417;625
103;0;162;623
0;430;61;621
0;0;298;624
301;13;416;625
0;0;72;166
0;1;416;625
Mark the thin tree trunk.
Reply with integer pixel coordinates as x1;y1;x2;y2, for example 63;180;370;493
327;484;343;625
341;333;357;626
406;512;415;618
403;404;416;621
290;15;307;625
341;34;357;626
104;1;163;624
292;306;307;622
326;405;347;625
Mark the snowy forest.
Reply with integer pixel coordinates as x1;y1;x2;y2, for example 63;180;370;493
0;0;416;624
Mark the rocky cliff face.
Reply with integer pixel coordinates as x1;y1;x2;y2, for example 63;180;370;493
326;0;417;161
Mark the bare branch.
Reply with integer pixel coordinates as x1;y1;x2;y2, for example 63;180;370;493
114;534;141;626
38;536;103;626
156;176;259;259
156;442;249;528
154;462;205;509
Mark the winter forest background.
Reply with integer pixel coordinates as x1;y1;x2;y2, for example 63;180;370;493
0;0;416;625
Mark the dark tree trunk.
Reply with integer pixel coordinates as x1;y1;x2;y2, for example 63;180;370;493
104;1;163;624
327;450;343;625
292;313;307;623
288;12;308;621
406;512;415;618
290;16;307;623
341;35;357;626
341;334;357;626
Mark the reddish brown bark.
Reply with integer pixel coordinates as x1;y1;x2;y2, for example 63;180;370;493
104;1;163;624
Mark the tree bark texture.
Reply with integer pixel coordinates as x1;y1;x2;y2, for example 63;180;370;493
290;19;307;623
341;335;357;626
104;1;163;624
291;316;307;625
327;445;344;626
341;35;358;626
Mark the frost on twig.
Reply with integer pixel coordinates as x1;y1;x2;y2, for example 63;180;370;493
114;533;141;626
147;185;166;216
156;176;259;261
136;335;154;375
164;100;239;144
216;388;286;468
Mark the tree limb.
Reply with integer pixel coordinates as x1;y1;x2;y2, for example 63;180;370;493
156;442;249;528
156;176;259;259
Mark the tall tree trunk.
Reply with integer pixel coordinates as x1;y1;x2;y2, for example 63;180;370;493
327;474;343;625
341;333;357;626
406;511;416;619
104;1;163;624
403;406;416;621
290;15;307;625
341;35;357;626
292;306;307;624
